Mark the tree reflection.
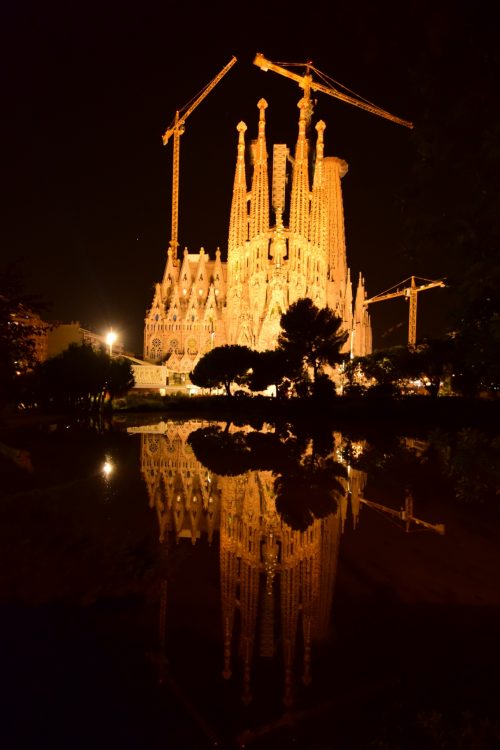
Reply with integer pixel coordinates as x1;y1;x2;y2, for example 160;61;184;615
428;427;500;505
341;426;500;509
187;421;347;530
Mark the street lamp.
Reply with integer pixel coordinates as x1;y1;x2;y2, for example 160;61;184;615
106;329;117;357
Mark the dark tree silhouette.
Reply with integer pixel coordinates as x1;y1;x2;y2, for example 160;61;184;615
345;346;410;396
247;348;299;396
107;357;136;401
190;345;254;396
399;8;500;394
346;340;456;397
0;261;50;409
34;344;134;411
405;339;455;397
278;298;348;396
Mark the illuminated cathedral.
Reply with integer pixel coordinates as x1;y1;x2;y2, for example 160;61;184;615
144;89;372;376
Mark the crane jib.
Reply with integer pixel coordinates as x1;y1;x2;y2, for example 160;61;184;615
253;53;413;129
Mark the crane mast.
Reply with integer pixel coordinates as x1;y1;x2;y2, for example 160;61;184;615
162;56;237;263
363;276;446;346
254;53;413;129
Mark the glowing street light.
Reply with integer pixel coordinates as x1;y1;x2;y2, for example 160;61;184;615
102;460;114;477
106;329;117;356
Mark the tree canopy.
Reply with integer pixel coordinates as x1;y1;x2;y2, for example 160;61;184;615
247;348;298;397
398;8;500;394
190;345;254;396
0;260;50;409
278;298;348;395
32;344;135;411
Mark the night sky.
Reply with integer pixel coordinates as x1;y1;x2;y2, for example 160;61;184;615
1;1;492;355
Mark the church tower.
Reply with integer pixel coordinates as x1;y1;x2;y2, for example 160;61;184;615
144;84;372;376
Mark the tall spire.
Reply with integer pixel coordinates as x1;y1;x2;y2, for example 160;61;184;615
305;120;328;306
249;99;270;240
272;144;288;228
309;120;327;250
353;273;371;357
324;157;348;287
228;121;248;255
289;98;310;238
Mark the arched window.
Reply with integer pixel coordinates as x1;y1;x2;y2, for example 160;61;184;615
151;337;162;360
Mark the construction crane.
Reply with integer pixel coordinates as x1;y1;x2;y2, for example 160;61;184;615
253;52;413;129
363;275;446;347
162;56;237;263
360;489;445;535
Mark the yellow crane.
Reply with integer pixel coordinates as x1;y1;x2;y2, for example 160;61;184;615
162;56;237;263
363;275;446;346
253;52;413;129
360;489;445;535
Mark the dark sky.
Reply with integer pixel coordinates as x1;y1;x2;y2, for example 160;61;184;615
1;0;490;354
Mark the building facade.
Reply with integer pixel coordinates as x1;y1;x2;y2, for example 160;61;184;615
45;323;125;359
144;90;372;375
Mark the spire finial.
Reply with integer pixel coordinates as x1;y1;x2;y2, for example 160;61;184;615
257;98;268;118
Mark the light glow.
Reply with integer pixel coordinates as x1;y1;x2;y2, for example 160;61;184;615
102;460;114;477
106;329;117;356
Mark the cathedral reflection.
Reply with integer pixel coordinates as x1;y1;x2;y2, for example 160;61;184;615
129;419;444;709
137;420;222;545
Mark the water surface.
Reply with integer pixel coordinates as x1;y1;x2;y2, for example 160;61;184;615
1;415;499;748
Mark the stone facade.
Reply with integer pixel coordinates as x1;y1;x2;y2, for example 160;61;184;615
144;91;372;372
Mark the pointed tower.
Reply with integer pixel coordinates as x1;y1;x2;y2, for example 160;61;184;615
227;122;248;272
226;121;249;344
288;97;311;251
352;273;372;357
307;120;328;308
248;99;270;245
161;247;179;299
324;157;349;304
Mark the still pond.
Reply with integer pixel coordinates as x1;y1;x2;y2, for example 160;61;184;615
0;415;499;749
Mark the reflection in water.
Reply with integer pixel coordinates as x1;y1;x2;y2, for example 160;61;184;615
135;420;221;545
360;488;445;535
129;419;445;712
102;458;114;478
